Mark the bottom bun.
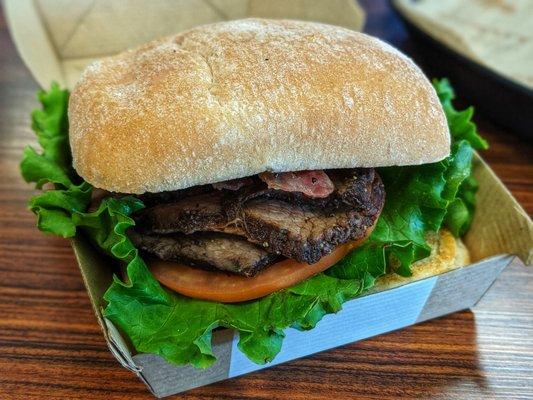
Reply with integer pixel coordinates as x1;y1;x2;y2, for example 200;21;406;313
370;229;470;293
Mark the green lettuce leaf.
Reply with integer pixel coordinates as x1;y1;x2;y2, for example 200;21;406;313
22;79;486;369
28;181;92;237
20;83;92;237
433;78;488;151
434;78;487;237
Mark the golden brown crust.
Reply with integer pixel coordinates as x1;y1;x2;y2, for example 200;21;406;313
371;229;469;293
69;19;450;194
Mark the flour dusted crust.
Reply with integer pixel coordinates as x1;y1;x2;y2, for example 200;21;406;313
69;19;450;194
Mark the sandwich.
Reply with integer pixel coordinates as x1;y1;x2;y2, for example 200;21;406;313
21;19;487;367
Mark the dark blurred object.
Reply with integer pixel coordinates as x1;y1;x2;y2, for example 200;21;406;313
360;0;409;47
390;2;533;141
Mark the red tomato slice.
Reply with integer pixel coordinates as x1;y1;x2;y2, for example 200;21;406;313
149;226;373;303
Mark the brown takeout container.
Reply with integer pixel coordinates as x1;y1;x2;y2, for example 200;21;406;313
4;0;532;397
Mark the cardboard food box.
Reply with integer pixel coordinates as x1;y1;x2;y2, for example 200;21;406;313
5;0;532;398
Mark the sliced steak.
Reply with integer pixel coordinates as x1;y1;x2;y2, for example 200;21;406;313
229;170;384;263
242;199;376;264
136;192;226;234
129;230;277;277
135;168;385;267
328;168;382;214
227;168;381;213
138;184;214;207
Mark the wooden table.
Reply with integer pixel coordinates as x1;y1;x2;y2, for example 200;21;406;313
0;2;531;399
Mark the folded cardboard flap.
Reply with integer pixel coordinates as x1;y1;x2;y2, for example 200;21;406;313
465;155;533;264
4;0;364;89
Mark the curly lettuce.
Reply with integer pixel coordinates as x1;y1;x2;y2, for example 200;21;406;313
20;84;92;237
21;79;486;368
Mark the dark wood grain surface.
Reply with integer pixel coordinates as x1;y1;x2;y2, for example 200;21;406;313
0;2;531;399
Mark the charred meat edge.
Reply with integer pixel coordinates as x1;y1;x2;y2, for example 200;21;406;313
129;230;278;277
133;169;385;265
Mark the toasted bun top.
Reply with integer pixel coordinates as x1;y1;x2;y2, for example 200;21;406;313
69;19;450;194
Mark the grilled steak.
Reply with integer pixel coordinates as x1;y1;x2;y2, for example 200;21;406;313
138;184;214;207
137;192;225;234
133;169;384;266
327;168;382;214
242;200;375;263
129;230;277;277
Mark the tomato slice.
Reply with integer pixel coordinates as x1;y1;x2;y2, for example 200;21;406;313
149;229;373;303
